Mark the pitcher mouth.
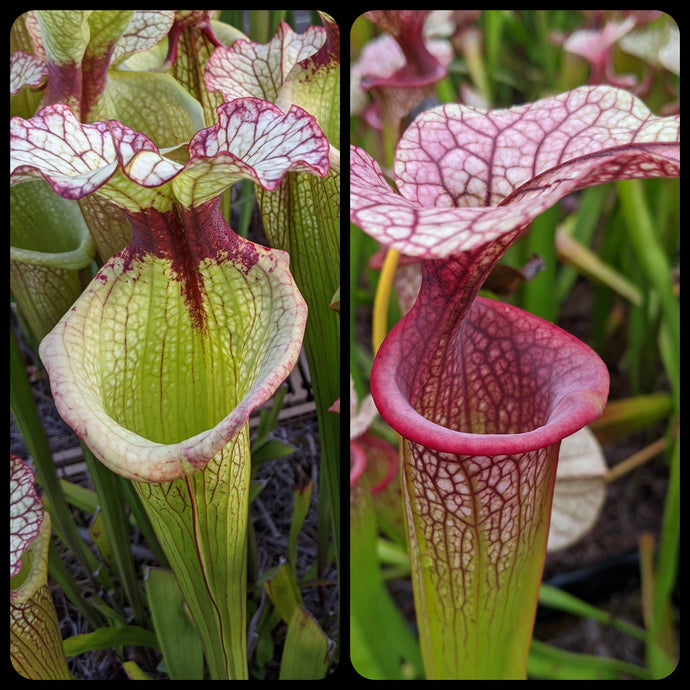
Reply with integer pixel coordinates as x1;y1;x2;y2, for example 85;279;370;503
370;296;609;457
38;245;308;484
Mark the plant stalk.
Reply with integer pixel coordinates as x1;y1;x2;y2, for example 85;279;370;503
402;439;559;679
133;427;252;680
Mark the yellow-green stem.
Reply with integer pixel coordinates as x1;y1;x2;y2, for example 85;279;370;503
134;427;251;680
372;248;400;354
402;439;559;679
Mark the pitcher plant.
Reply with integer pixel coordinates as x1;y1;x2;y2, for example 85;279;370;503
205;12;342;570
350;84;680;678
11;88;330;677
11;455;70;680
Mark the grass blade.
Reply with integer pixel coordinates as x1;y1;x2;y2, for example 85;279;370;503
145;567;205;680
